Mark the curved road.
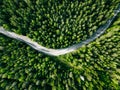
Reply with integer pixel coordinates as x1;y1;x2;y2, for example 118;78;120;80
0;5;120;56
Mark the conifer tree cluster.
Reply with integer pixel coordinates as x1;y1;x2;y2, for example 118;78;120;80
0;0;119;48
0;0;120;90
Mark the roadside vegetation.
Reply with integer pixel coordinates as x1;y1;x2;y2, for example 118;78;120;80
0;0;120;89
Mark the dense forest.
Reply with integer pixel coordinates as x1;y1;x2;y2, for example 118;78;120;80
0;0;120;90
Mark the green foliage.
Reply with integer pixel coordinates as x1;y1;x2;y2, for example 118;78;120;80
0;0;119;48
0;0;120;90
